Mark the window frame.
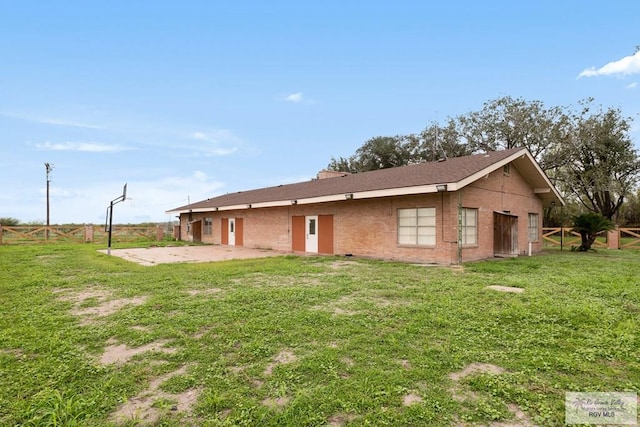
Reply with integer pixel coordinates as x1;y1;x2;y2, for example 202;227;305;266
460;207;478;246
397;207;436;247
528;213;539;242
203;217;213;235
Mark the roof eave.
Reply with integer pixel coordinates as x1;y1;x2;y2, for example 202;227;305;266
453;148;564;207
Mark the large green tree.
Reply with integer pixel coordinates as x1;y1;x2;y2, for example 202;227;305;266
326;97;639;223
556;101;640;220
454;96;571;170
327;136;411;172
403;120;473;163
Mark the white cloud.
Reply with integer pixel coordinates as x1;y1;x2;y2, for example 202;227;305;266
626;82;638;89
0;112;105;129
578;51;640;78
38;117;105;129
34;141;131;152
189;130;241;156
284;92;304;103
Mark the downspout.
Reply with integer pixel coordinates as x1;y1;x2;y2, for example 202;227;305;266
457;189;463;265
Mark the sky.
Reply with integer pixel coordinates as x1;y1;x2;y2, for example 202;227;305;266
1;1;639;225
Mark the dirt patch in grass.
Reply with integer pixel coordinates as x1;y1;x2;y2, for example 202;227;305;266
449;362;506;382
72;296;147;318
450;265;465;273
231;273;323;288
449;363;536;427
100;339;177;365
110;365;200;424
314;295;358;316
56;288;147;324
402;392;423;406
55;288;110;303
332;307;357;316
341;357;355;367
0;348;25;358
448;363;505;402
192;327;215;340
486;285;525;294
327;412;358;426
185;288;223;296
328;260;360;269
261;396;290;408
263;350;297;375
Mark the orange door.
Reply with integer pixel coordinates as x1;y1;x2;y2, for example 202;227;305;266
221;218;228;245
236;218;244;246
292;216;305;252
318;215;334;254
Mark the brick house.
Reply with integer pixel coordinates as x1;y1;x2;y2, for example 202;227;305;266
166;147;563;264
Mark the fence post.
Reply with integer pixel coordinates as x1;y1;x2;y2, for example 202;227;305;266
0;223;3;245
156;225;163;241
85;224;94;243
607;226;620;250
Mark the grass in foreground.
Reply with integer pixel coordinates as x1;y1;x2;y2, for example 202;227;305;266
0;244;638;426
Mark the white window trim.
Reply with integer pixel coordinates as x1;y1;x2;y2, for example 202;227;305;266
461;208;478;246
528;213;539;242
397;207;436;247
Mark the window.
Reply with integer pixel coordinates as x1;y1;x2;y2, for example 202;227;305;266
460;208;477;245
503;164;511;176
528;213;539;242
398;207;436;246
204;217;213;235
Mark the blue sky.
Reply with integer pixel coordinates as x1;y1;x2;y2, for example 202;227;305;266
1;1;639;224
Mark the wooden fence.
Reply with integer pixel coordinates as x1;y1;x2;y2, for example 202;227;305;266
0;224;166;245
542;227;640;250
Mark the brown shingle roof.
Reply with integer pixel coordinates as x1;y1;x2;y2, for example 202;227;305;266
168;148;534;212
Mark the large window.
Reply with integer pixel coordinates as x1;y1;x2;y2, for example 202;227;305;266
528;213;539;242
461;208;477;245
204;217;213;235
398;207;436;246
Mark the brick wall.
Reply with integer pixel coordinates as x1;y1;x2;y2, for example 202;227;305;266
178;162;544;264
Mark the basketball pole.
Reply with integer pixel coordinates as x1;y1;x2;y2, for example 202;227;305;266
105;184;127;256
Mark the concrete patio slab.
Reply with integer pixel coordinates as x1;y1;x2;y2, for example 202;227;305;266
99;245;287;266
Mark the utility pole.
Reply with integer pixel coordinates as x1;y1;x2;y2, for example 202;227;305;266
45;163;54;240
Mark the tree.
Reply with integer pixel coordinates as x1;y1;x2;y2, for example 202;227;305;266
556;101;640;220
571;212;614;251
403;120;473;163
328;125;473;173
326;98;638;224
328;136;411;172
0;217;20;226
618;189;640;226
454;96;571;170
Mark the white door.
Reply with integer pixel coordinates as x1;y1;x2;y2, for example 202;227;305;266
306;215;318;253
228;218;236;246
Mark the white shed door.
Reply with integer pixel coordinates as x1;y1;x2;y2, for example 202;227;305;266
305;216;318;253
228;218;236;246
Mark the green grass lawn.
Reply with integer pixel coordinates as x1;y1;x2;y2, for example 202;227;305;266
1;244;638;426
